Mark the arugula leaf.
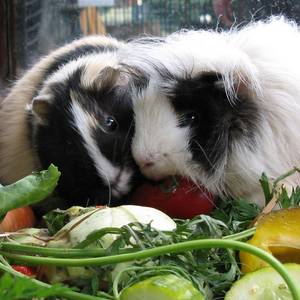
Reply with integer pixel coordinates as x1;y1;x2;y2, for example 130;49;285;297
43;206;99;235
99;216;242;299
259;172;272;204
7;168;300;300
258;168;300;210
43;209;71;235
279;186;300;208
0;272;67;300
212;198;261;232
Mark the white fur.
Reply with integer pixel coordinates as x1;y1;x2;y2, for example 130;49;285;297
69;98;132;197
132;83;192;181
128;17;300;205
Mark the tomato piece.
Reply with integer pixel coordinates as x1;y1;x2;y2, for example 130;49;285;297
12;265;36;277
240;207;300;273
130;177;215;219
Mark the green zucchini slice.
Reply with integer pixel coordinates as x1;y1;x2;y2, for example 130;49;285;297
225;263;300;300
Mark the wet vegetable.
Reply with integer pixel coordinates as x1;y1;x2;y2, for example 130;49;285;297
130;177;215;219
1;170;300;300
240;208;300;273
0;206;35;233
0;164;61;221
11;265;36;277
225;263;300;300
49;205;177;248
120;274;205;300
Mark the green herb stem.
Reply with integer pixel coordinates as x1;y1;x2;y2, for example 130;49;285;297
0;261;104;300
273;167;300;187
113;266;142;299
75;227;126;249
0;242;136;258
1;239;299;299
0;254;10;267
222;227;256;241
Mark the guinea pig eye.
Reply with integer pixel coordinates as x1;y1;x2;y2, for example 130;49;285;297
104;116;118;132
180;112;199;127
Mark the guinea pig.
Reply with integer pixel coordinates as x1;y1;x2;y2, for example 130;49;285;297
127;17;300;206
0;35;145;212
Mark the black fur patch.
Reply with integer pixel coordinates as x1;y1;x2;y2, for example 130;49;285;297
121;64;150;93
127;36;166;44
29;44;118;150
170;73;260;174
32;43;119;100
45;43;118;79
31;67;140;208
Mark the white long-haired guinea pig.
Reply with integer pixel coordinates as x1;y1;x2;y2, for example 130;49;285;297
0;35;145;212
127;17;300;206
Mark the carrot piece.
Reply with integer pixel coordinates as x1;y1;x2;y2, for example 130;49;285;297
0;206;35;233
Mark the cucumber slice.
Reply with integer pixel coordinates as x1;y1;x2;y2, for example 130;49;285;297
120;274;204;300
225;263;300;300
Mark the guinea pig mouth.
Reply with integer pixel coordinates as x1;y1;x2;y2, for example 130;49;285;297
142;171;167;182
139;163;178;182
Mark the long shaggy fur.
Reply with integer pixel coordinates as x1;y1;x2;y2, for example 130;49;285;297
127;17;300;205
0;35;143;211
0;35;122;184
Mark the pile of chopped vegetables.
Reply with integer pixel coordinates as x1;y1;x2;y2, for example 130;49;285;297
1;165;300;300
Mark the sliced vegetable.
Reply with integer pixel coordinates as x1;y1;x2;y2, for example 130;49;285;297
49;205;177;248
0;164;61;221
225;263;300;300
120;274;204;300
240;208;300;273
0;206;35;233
130;177;215;219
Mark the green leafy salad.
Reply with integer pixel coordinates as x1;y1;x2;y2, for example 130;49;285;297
0;165;300;300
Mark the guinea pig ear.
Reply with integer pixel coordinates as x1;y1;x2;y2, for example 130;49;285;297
122;65;150;91
95;66;121;90
214;74;250;103
28;93;53;124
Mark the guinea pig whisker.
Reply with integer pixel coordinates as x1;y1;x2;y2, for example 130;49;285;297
189;174;206;192
121;119;134;154
101;172;112;206
192;139;218;171
160;148;186;156
112;140;118;164
85;198;91;208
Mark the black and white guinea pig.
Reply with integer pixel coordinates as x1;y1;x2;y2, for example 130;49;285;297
0;35;145;212
127;17;300;206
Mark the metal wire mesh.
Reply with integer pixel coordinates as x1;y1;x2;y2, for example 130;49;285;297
13;0;300;69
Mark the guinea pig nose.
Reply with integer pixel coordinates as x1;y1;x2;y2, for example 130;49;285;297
140;159;155;168
144;161;154;167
